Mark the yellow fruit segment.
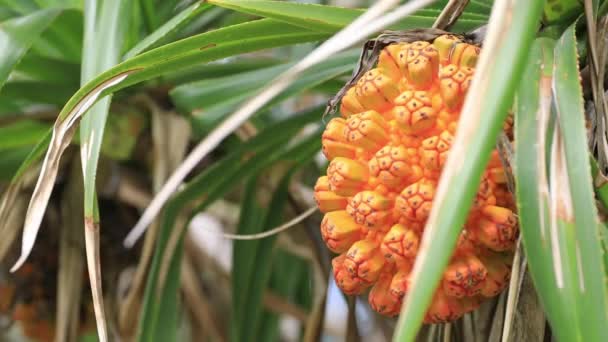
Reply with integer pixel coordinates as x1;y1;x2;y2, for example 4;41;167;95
318;35;517;323
314;176;348;213
321;211;363;253
322;118;357;160
327;157;369;196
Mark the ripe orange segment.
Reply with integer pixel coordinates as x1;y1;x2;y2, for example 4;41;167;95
470;205;518;252
395;179;435;222
389;269;412;299
344;240;386;284
332;254;367;295
378;43;408;80
405;44;439;88
479;252;513;297
381;224;420;263
317;34;517;323
369;272;402;316
346;191;393;228
439;65;474;109
420;130;454;170
441;256;487;298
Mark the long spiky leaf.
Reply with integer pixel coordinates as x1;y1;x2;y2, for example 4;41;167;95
514;37;579;342
552;23;608;340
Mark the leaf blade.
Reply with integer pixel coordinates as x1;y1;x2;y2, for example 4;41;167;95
552;23;608;341
514;37;579;342
208;0;486;32
0;8;61;90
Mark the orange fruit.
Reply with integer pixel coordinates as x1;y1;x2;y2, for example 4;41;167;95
316;34;516;323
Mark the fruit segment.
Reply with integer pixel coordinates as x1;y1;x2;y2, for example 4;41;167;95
327;157;369;196
317;34;517;323
321;211;363;253
355;69;401;112
369;272;402;316
346;191;393;228
395;179;435;223
314;176;348;213
344;240;386;285
420;130;454;170
322;118;357;160
391;91;438;133
368;144;412;187
344;110;390;152
381;224;420;263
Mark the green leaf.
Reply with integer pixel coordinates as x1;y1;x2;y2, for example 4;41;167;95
140;0;182;32
393;1;544;340
259;252;308;341
4;19;328;185
463;0;493;14
138;107;322;342
170;49;358;132
232;130;320;340
32;0;81;9
0;0;39;14
163;58;281;84
0;80;76;105
0;8;61;91
78;2;133;341
0;120;50;150
13;53;80;85
543;0;583;23
0;147;31;181
124;2;212;59
231;176;266;342
29;9;83;63
552;23;608;341
207;0;364;32
0;6;19;21
208;0;486;33
514;37;579;342
80;0;131;216
55;18;327;124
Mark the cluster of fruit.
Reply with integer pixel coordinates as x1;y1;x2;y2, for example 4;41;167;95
315;34;517;323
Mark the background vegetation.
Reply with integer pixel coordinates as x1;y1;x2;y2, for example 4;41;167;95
0;0;607;341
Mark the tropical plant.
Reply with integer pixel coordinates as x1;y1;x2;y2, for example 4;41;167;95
0;0;606;341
